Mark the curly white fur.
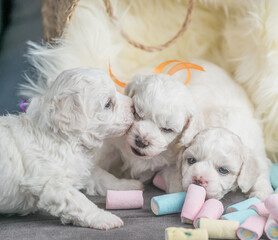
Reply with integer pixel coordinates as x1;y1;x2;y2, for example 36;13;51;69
0;67;143;230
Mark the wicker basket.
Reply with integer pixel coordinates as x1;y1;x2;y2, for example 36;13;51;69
42;0;195;52
42;0;79;42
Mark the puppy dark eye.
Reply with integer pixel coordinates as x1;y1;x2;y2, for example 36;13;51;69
218;167;229;175
161;128;173;133
105;99;112;109
187;157;196;165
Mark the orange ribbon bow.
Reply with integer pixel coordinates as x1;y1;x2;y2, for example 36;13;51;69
108;62;127;88
109;60;204;88
153;60;205;85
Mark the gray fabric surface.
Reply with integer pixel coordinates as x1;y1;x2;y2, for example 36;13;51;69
0;184;247;240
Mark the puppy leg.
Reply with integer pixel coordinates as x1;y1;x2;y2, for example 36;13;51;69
38;178;123;230
162;166;183;194
86;167;143;196
249;173;273;201
249;158;273;200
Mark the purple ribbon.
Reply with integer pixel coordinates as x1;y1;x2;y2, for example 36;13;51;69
20;99;30;112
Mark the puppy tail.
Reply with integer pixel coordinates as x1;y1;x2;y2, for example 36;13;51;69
19;72;47;98
18;41;52;98
18;40;65;98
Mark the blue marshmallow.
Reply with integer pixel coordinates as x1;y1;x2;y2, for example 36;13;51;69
151;192;187;216
271;164;278;189
225;198;261;213
221;209;258;224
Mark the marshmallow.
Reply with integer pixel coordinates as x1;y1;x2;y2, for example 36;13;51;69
265;194;278;222
236;215;267;240
199;218;239;239
180;184;206;223
194;199;224;228
165;227;208;240
221;209;258;224
249;202;269;217
271;164;278;189
153;171;166;191
106;190;143;209
151;192;187;215
226;198;261;213
265;215;278;240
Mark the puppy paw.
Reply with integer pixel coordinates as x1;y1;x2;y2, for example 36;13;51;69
167;181;183;194
119;179;144;191
249;190;272;201
86;211;124;230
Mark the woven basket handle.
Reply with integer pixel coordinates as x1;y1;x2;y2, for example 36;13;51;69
103;0;196;52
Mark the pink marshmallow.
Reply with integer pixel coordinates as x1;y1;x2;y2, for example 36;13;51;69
194;199;224;228
153;172;166;191
181;184;206;223
237;215;267;240
106;190;144;209
249;202;270;217
265;194;278;222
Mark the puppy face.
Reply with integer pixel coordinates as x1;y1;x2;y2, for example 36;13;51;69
179;128;258;200
123;74;203;160
28;67;134;148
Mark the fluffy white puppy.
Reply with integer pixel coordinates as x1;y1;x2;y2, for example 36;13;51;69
163;60;273;200
0;67;142;230
98;72;204;183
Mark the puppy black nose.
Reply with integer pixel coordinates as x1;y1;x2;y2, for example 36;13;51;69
194;179;202;186
135;136;149;148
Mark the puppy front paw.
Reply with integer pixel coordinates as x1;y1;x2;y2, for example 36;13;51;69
249;188;273;201
118;179;144;191
84;210;124;230
167;181;183;194
249;179;273;201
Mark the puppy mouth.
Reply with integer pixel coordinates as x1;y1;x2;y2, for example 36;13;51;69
131;147;146;157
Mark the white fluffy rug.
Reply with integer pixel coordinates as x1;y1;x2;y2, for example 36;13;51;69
22;0;278;161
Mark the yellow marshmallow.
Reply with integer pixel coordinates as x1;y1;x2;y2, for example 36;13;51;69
165;227;208;240
199;218;239;239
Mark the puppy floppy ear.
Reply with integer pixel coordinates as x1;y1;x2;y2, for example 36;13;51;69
50;91;87;134
124;80;135;98
125;75;146;98
237;149;259;193
179;111;204;147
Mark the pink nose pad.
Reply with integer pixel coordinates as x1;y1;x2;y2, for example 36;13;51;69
192;176;208;187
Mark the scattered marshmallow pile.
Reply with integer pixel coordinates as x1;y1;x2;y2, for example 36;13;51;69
153;163;278;240
104;164;278;239
153;184;237;240
157;186;278;240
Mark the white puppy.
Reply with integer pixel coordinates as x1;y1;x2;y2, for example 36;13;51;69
0;67;142;230
163;60;273;200
98;71;204;183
